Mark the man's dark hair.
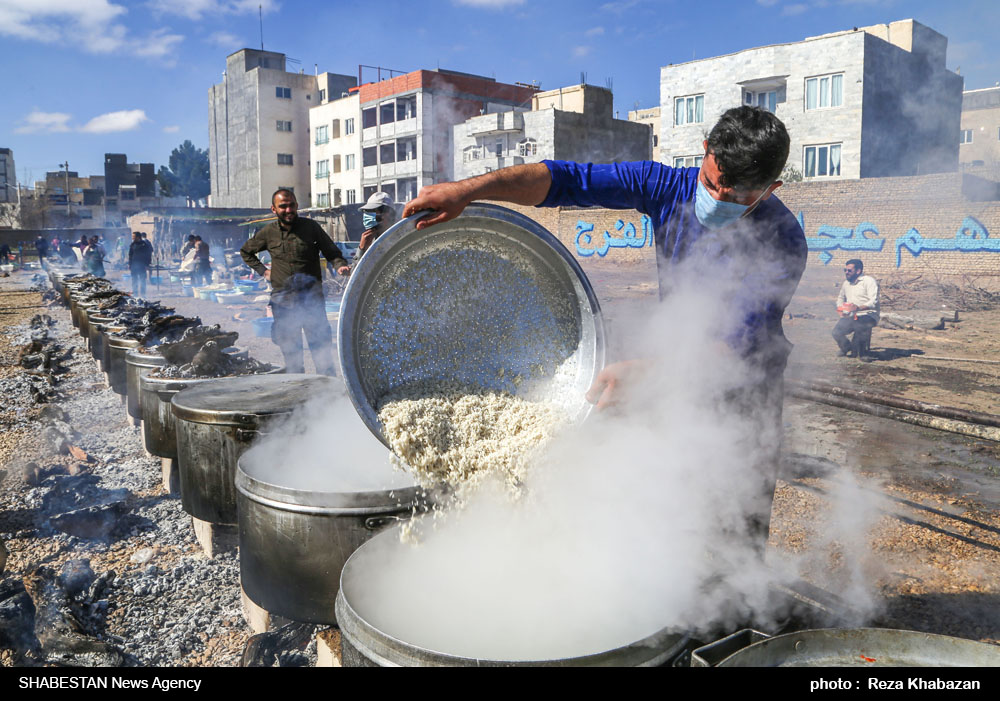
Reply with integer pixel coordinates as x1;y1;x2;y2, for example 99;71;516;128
845;259;863;271
187;235;196;241
706;106;790;190
271;188;296;205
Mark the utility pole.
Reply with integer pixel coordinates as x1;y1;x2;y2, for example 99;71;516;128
61;161;70;217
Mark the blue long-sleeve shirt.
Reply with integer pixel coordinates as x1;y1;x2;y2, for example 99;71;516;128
539;160;807;362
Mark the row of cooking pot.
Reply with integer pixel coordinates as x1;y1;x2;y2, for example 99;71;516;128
51;268;430;643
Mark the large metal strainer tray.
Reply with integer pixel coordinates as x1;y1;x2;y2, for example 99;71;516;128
338;203;605;449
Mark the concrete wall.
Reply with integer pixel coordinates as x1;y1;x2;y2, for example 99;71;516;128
960;87;1000;167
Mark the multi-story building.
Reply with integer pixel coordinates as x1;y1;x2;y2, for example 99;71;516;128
659;19;962;180
959;86;1000;169
628;107;661;162
454;84;650;181
309;91;361;207
104;154;155;206
358;69;538;203
208;49;355;208
0;148;15;204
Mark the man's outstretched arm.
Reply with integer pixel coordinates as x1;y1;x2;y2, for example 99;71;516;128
402;163;552;230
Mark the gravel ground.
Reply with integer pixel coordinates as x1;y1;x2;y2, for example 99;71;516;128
0;270;265;667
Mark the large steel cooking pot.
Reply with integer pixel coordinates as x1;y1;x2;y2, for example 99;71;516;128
171;373;325;525
127;346;248;421
335;528;689;667
236;442;423;624
106;335;141;396
338;203;605;450
78;302;103;343
692;628;1000;667
99;325;127;375
139;363;281;458
125;348;168;420
87;315;116;365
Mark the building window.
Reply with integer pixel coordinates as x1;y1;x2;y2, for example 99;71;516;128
517;139;537;157
397;138;416;161
276;87;291;99
380;102;396;125
316;193;329;207
672;155;703;168
345;154;356;170
674;94;704;125
362;108;377;129
319;89;326;102
315;160;329;179
380;143;396;164
346;189;356;204
960;129;973;144
276;120;292;132
495;139;504;157
805;74;843;110
396;96;417;121
804;143;842;177
397;178;417;201
315;125;329;144
345;118;355;135
744;89;777;113
277;153;294;165
362;146;377;167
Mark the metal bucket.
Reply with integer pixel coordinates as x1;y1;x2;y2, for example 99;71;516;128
170;371;312;525
236;444;423;624
125;348;168;420
335;528;690;667
99;325;127;375
106;335;142;396
693;628;1000;667
78;303;102;343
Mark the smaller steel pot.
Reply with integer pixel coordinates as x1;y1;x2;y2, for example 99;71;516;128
106;335;142;396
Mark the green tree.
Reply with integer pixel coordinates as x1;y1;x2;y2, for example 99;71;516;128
158;140;210;203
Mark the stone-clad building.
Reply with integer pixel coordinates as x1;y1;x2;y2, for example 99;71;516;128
960;86;1000;169
454;84;651;181
659;19;963;180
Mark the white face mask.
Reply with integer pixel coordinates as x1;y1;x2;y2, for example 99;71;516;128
694;179;771;229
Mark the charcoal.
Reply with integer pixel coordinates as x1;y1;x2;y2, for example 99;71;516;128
49;501;129;539
157;325;239;365
241;622;315;667
58;560;95;597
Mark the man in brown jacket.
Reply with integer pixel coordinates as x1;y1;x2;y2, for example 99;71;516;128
240;189;350;375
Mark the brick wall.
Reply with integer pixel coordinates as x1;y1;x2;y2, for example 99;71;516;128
490;171;1000;283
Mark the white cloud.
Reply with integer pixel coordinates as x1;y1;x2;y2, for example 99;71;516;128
79;109;149;134
150;0;279;20
163;125;181;133
585;26;605;37
572;45;591;59
14;110;72;134
207;30;242;47
0;0;183;58
755;0;780;6
782;2;809;15
454;0;525;8
599;0;641;13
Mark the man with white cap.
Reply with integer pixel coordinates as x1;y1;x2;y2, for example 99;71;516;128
357;191;398;257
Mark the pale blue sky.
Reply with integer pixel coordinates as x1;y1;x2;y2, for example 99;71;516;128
3;0;997;183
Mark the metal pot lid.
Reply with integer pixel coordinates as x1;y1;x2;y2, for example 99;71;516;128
126;348;167;367
338;203;605;449
107;336;142;349
171;373;335;426
139;372;213;395
715;628;1000;667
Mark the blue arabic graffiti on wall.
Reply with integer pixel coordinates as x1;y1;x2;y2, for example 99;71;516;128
575;215;654;257
797;213;1000;267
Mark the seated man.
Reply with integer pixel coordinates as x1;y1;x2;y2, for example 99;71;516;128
832;259;879;362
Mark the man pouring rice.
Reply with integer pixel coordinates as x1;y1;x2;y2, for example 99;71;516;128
403;106;808;550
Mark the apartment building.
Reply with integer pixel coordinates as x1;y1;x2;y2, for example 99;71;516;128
960;86;1000;168
208;49;356;208
628;106;661;162
358;69;538;203
0;148;14;204
659;19;962;180
454;84;650;181
309;92;361;207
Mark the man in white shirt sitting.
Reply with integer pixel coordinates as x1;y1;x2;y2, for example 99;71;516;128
833;258;879;362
